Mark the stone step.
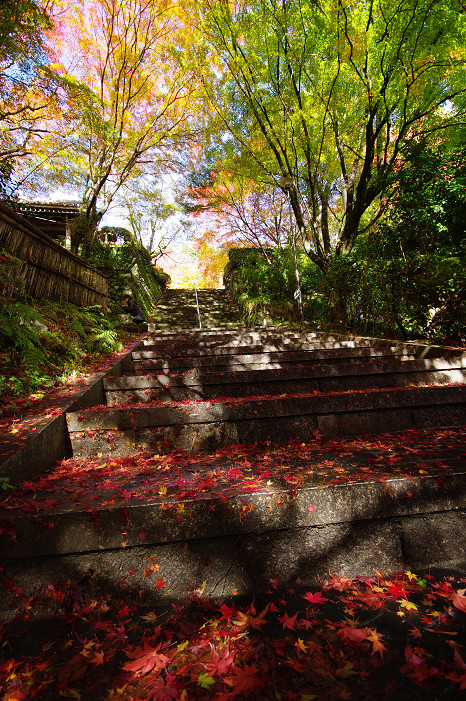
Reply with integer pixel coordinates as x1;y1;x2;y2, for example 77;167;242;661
153;288;241;329
140;328;465;359
132;340;374;359
2;429;465;600
121;347;421;375
67;384;466;456
104;358;466;405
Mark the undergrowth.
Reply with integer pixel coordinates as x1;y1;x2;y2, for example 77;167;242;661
0;292;129;416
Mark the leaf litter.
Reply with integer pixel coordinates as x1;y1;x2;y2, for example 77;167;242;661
0;426;465;699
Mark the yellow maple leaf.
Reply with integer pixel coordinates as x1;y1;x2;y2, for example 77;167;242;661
296;638;308;653
366;629;386;657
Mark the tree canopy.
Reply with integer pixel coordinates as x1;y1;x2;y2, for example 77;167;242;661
0;0;54;196
20;0;196;251
191;0;466;271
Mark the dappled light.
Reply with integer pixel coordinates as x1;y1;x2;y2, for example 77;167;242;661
1;0;466;698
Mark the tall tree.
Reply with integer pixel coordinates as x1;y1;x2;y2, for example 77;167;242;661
0;0;55;197
183;168;291;258
27;0;195;252
121;179;181;259
193;0;466;274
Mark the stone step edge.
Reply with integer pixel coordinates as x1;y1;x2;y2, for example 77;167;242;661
66;385;466;431
3;511;464;606
104;359;466;391
142;328;466;356
124;352;421;373
2;471;464;559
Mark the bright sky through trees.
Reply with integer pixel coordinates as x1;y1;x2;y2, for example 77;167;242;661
1;0;465;270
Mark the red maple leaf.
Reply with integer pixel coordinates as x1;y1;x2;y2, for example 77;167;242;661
338;624;369;643
124;643;171;677
146;678;179;701
224;664;264;696
402;645;440;683
278;611;298;630
218;603;236;621
233;603;269;632
452;589;466;612
302;591;329;605
203;646;235;676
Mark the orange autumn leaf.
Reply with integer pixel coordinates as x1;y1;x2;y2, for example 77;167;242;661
366;629;386;657
232;603;270;632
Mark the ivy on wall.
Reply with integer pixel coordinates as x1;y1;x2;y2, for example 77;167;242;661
84;230;170;318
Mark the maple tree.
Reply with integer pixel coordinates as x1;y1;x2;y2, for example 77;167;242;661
121;178;180;259
25;0;195;252
190;0;466;283
0;0;57;197
183;168;291;257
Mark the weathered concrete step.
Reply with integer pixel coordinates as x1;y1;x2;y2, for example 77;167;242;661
104;358;466;405
122;347;420;374
1;470;464;560
154;289;241;329
132;340;372;359
141;329;465;359
140;335;377;353
1;473;464;601
3;509;465;605
67;385;466;455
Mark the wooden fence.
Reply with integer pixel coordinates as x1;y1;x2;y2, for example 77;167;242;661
0;202;108;308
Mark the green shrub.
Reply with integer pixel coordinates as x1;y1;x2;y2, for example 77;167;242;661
84;234;170;318
0;292;128;408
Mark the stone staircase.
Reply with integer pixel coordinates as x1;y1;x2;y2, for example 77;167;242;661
153;288;242;330
1;289;465;607
67;328;465;456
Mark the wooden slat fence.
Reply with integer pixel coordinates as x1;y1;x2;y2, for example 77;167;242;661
0;203;108;308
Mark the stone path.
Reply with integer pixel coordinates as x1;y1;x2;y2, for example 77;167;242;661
1;288;465;606
1;288;466;700
152;288;242;330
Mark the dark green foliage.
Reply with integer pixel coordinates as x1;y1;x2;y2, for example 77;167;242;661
0;250;128;406
0;295;126;405
84;231;169;318
379;139;466;258
225;248;306;324
225;141;465;341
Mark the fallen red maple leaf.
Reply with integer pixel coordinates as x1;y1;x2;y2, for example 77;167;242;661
302;591;329;605
233;603;270;632
218;603;236;621
203;646;235;676
124;643;171;677
452;589;466;612
402;644;440;683
278;611;298;630
224;663;264;696
338;624;369;643
146;677;179;701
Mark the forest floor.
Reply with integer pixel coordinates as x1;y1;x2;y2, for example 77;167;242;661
1;428;465;700
1;326;465;700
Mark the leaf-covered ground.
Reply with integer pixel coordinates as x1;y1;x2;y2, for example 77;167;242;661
1;428;464;517
1;427;465;700
1;565;465;700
